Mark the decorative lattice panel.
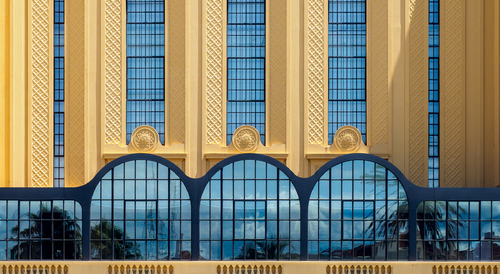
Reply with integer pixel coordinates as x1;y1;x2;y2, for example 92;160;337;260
206;0;224;145
168;0;185;145
408;0;428;187
31;0;50;187
371;0;389;145
307;0;325;145
104;0;122;145
442;0;464;187
269;0;287;145
66;0;85;186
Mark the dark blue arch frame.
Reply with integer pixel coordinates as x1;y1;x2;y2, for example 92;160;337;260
1;153;500;261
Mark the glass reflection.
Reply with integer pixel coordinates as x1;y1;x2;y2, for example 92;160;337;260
308;160;409;260
201;160;300;260
91;161;191;260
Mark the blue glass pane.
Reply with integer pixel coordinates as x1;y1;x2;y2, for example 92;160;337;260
428;0;440;188
227;0;266;145
308;160;409;260
201;160;300;260
126;0;165;144
328;0;366;144
53;0;64;187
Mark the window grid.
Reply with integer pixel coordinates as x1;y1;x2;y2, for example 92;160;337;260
417;201;500;261
328;0;367;144
54;0;64;187
308;160;409;260
200;160;300;260
90;160;191;260
0;200;83;260
428;0;440;188
227;0;266;145
126;0;166;145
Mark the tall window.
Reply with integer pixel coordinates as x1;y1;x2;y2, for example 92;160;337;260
54;0;64;187
126;0;165;145
328;0;366;144
227;0;266;145
428;0;440;188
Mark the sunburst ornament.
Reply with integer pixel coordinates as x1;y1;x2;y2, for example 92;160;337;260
233;125;260;153
131;125;159;152
334;125;362;153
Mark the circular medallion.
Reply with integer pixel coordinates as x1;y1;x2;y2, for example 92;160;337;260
333;126;362;153
131;125;159;152
233;125;260;153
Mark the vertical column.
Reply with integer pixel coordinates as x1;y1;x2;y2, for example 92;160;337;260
65;0;86;187
168;1;186;145
29;0;52;187
441;0;465;187
306;0;325;146
0;0;9;187
205;0;224;145
407;0;428;187
370;0;389;146
269;0;287;145
103;0;122;145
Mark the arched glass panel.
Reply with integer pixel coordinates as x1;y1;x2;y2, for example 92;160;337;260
0;200;82;260
308;160;409;260
417;201;500;261
90;160;191;260
200;160;300;260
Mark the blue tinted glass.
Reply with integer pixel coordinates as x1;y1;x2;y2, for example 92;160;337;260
328;0;366;144
201;160;299;260
126;0;165;144
428;0;440;188
90;161;191;260
308;160;409;260
53;0;64;187
227;0;266;145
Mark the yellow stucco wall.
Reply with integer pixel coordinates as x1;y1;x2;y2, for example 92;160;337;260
2;0;500;187
0;0;9;187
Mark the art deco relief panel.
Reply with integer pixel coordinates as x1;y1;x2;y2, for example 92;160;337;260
441;0;465;188
29;0;51;187
66;0;86;187
407;0;428;187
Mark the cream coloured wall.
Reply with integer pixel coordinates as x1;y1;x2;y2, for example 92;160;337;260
0;0;9;187
2;0;500;188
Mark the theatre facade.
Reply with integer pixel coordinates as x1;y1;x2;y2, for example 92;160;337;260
0;0;500;272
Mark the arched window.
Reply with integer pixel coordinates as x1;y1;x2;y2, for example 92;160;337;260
328;0;366;144
126;0;166;145
227;0;266;145
90;160;191;260
200;160;300;260
308;160;409;260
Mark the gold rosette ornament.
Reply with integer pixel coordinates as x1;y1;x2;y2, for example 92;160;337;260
131;125;160;152
232;125;260;153
333;125;362;153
